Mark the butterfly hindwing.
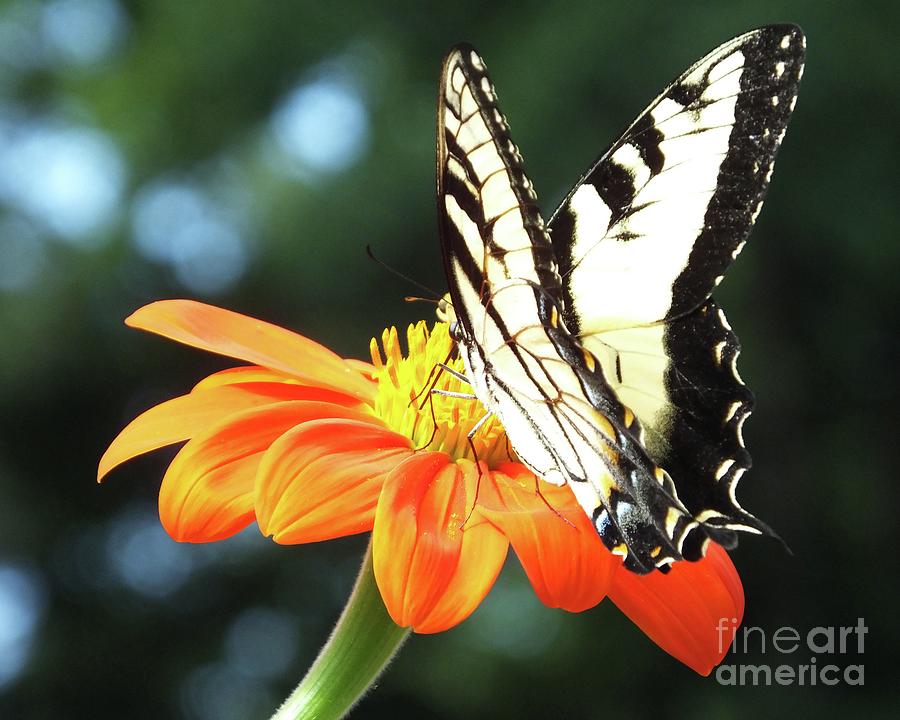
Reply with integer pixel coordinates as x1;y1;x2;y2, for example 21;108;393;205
549;25;805;334
582;298;770;545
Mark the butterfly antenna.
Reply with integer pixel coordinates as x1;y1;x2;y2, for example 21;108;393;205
366;245;441;300
404;295;440;305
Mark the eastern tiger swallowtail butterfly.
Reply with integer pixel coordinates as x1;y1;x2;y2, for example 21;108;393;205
434;25;805;573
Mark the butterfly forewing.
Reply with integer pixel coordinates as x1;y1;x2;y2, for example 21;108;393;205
438;45;588;483
437;45;561;345
549;25;806;334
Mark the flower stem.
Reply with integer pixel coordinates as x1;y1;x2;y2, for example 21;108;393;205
271;539;411;720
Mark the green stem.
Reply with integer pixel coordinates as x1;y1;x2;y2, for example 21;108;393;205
271;539;411;720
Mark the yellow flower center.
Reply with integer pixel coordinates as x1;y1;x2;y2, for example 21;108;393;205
369;321;508;466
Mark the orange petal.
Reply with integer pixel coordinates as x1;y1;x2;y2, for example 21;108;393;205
413;461;508;634
343;358;377;379
192;366;309;390
373;453;470;629
255;418;412;543
607;543;744;676
126;300;375;402
477;462;617;612
98;380;363;482
160;400;373;542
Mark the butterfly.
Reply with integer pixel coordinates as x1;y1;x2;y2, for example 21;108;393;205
434;25;805;573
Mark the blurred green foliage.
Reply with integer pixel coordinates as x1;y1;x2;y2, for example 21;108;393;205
0;0;897;718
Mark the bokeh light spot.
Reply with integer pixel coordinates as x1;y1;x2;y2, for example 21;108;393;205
269;74;369;176
41;0;128;66
130;180;249;295
182;663;270;720
0;121;125;243
0;563;47;690
225;607;301;681
106;510;195;598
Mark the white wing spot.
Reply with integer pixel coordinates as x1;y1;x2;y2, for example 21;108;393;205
653;466;666;485
674;521;698;554
713;340;726;365
610;143;651;190
731;240;746;259
656;556;675;570
780;34;791;50
469;51;485;70
664;507;680;537
728;467;747;506
724;401;742;423
480;77;493;96
730;352;745;385
696;509;725;523
714;274;725;286
717;308;732;331
451;67;466;93
715;459;735;481
751;200;763;222
789;96;797;112
775;61;785;78
735;415;748;448
771;95;779;107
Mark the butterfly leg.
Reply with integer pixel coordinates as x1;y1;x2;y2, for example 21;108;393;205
436;362;470;384
413;391;441;451
413;387;480;450
430;362;478;399
409;349;460;410
410;351;470;450
431;388;478;400
466;410;492;438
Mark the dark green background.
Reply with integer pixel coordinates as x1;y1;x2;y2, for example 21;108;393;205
0;1;896;718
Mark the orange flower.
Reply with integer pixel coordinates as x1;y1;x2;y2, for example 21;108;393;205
100;299;743;675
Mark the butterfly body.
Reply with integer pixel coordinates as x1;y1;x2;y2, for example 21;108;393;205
436;27;805;573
